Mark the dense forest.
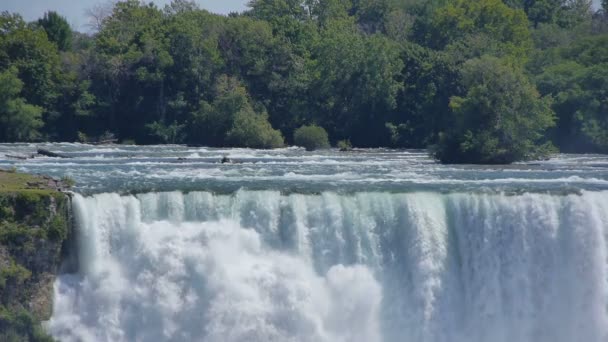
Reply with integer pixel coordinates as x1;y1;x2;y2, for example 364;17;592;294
1;0;607;163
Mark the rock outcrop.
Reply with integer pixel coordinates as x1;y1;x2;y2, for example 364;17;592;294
0;170;72;341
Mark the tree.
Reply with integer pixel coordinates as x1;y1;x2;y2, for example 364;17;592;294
146;121;185;144
309;19;403;146
421;0;532;61
293;124;330;150
164;7;223;115
0;68;43;142
505;0;593;28
0;0;606;159
187;75;284;148
435;56;555;164
0;12;61;111
37;11;72;51
91;0;173;141
218;14;312;137
534;35;608;152
226;110;285;148
390;42;461;147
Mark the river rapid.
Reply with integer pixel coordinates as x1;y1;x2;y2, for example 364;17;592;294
1;144;607;342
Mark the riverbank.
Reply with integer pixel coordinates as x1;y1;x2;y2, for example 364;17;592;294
0;169;72;341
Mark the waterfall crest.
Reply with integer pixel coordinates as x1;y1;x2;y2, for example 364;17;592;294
47;191;608;342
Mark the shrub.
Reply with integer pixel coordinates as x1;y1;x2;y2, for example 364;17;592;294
0;260;31;289
337;139;352;151
14;193;47;223
0;305;54;342
146;121;185;144
60;176;75;188
226;110;284;149
293;125;330;151
77;131;88;143
47;215;67;241
434;56;555;164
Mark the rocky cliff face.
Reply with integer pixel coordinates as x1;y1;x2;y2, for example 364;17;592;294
0;170;72;341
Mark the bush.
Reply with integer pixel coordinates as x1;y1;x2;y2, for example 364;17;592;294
14;193;47;223
434;56;555;164
293;125;330;151
60;176;75;188
47;215;67;241
337;139;352;151
0;305;54;342
226;110;284;149
77;131;88;143
0;260;31;289
146;121;185;144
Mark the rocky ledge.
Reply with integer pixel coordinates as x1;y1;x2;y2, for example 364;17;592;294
0;169;73;341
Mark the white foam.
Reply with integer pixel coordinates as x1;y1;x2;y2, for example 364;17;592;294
47;191;608;342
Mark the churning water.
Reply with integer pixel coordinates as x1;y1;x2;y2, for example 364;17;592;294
1;144;608;341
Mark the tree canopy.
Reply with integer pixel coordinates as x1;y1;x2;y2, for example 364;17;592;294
0;0;606;163
435;56;555;163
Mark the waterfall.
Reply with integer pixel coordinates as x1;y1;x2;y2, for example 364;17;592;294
47;190;608;342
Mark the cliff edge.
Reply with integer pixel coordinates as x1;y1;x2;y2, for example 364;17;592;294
0;169;72;341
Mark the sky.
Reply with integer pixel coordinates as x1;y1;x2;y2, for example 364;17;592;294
1;0;250;31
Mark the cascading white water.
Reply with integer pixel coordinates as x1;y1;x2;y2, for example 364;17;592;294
47;190;608;342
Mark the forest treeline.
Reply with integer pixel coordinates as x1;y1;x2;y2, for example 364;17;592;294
1;0;607;163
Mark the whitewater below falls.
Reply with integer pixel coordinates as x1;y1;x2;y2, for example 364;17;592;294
2;144;608;342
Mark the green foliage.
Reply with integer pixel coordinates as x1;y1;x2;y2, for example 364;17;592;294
0;68;43;142
226;110;285;149
146;121;185;144
421;0;532;62
337;139;352;151
187;75;284;148
0;259;31;289
37;11;72;51
77;131;88;143
435;56;555;164
0;12;62;112
14;192;47;223
310;20;403;145
294;125;330;151
0;0;605;162
0;182;67;342
505;0;593;28
386;122;415;147
47;215;67;241
0;305;55;342
533;35;608;152
60;176;75;188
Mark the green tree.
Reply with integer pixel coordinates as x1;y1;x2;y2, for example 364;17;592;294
421;0;532;61
0;12;62;111
91;0;172;141
37;11;72;51
390;43;461;147
435;56;555;164
310;19;403;146
146;121;186;144
534;35;608;152
219;14;312;137
505;0;593;27
226;110;285;148
187;75;284;148
164;7;223;111
293;124;330;150
0;68;43;142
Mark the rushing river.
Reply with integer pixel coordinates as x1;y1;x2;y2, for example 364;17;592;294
1;144;608;342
